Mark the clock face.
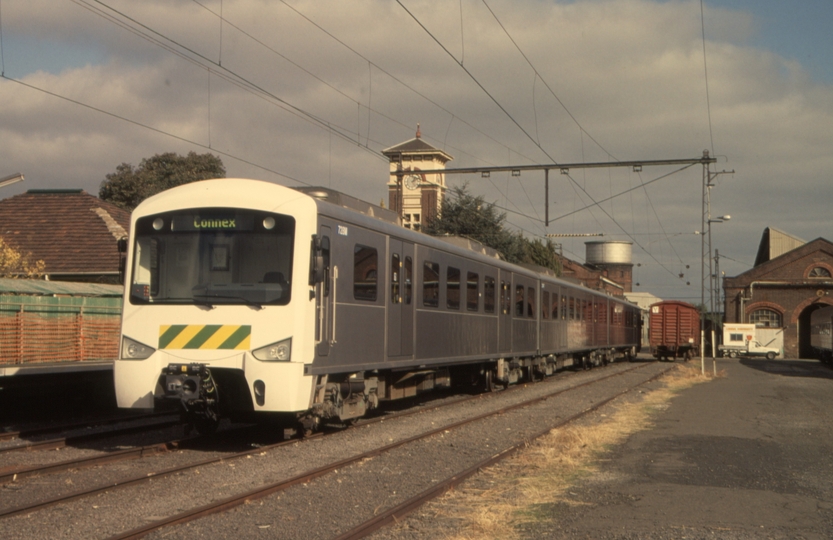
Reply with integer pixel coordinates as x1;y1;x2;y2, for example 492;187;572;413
404;174;420;190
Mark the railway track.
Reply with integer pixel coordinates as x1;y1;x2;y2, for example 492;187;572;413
0;417;182;455
0;412;168;443
106;361;668;540
0;360;669;539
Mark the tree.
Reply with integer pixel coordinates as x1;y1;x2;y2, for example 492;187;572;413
0;237;45;278
99;151;226;210
424;185;561;275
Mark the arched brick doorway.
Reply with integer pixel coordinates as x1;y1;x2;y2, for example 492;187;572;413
798;301;833;359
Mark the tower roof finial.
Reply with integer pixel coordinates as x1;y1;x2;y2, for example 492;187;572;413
416;123;421;138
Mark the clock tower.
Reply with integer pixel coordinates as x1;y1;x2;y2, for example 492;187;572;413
382;125;453;231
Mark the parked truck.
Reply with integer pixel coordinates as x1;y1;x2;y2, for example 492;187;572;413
718;323;780;359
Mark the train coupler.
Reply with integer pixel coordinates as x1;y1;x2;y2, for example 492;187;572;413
162;363;220;432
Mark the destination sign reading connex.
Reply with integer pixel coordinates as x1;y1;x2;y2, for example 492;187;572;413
193;217;236;229
172;214;254;231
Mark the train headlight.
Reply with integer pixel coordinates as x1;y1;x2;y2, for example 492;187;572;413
121;336;156;360
252;338;292;362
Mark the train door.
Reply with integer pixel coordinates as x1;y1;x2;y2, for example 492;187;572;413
387;239;414;358
498;273;512;352
315;224;332;358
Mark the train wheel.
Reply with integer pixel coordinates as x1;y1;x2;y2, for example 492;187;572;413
484;369;498;392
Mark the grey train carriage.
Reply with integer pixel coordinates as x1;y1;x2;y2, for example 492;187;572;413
114;179;641;433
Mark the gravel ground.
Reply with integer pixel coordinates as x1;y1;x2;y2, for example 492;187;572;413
372;357;833;540
0;359;664;539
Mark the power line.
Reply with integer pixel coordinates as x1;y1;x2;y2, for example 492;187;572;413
2;74;310;186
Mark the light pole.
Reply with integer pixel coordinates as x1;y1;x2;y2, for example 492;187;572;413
707;216;730;365
0;173;24;189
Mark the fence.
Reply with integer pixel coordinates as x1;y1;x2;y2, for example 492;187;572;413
0;303;121;364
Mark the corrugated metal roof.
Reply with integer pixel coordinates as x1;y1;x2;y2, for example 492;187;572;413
754;227;806;266
0;278;123;297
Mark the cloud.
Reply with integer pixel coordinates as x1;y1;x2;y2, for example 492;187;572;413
0;0;830;300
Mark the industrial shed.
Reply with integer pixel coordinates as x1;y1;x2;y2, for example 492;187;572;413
723;228;833;359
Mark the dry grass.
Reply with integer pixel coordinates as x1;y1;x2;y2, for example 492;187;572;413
414;363;722;540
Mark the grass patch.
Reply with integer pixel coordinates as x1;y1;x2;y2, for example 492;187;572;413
409;363;722;540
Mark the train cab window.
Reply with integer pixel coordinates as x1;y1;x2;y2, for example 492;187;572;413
391;253;400;304
404;256;413;305
527;287;535;318
447;267;461;310
130;210;294;306
423;261;439;307
484;276;496;314
467;272;479;311
354;245;378;302
515;285;525;317
542;291;550;320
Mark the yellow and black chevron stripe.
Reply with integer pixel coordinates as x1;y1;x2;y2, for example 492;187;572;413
159;325;251;350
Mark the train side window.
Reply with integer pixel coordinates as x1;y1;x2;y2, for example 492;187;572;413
552;292;559;319
503;282;511;314
423;261;439;307
515;285;525;317
542;291;549;320
484;276;495;313
404;256;412;305
391;253;400;304
467;272;479;311
447;267;461;310
353;244;378;302
528;287;535;318
561;295;566;320
568;297;575;319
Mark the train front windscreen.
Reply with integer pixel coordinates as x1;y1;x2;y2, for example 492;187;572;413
129;209;295;307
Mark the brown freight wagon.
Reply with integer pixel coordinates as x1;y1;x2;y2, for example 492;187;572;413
648;301;700;361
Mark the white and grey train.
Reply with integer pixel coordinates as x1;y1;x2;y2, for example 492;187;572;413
114;179;641;433
811;305;833;364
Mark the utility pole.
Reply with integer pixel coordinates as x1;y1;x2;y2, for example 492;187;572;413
700;151;734;374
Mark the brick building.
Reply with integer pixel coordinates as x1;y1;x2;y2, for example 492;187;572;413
723;228;833;359
382;126;452;232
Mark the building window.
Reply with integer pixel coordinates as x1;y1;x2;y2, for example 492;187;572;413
809;267;831;278
749;308;782;328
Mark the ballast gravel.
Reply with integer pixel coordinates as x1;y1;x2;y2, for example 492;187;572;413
0;359;667;539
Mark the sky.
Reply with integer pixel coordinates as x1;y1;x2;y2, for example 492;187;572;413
0;0;831;304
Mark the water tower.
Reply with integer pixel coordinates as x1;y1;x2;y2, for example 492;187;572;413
585;241;634;292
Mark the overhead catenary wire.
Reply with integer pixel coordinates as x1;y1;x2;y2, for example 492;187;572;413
396;0;690;280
